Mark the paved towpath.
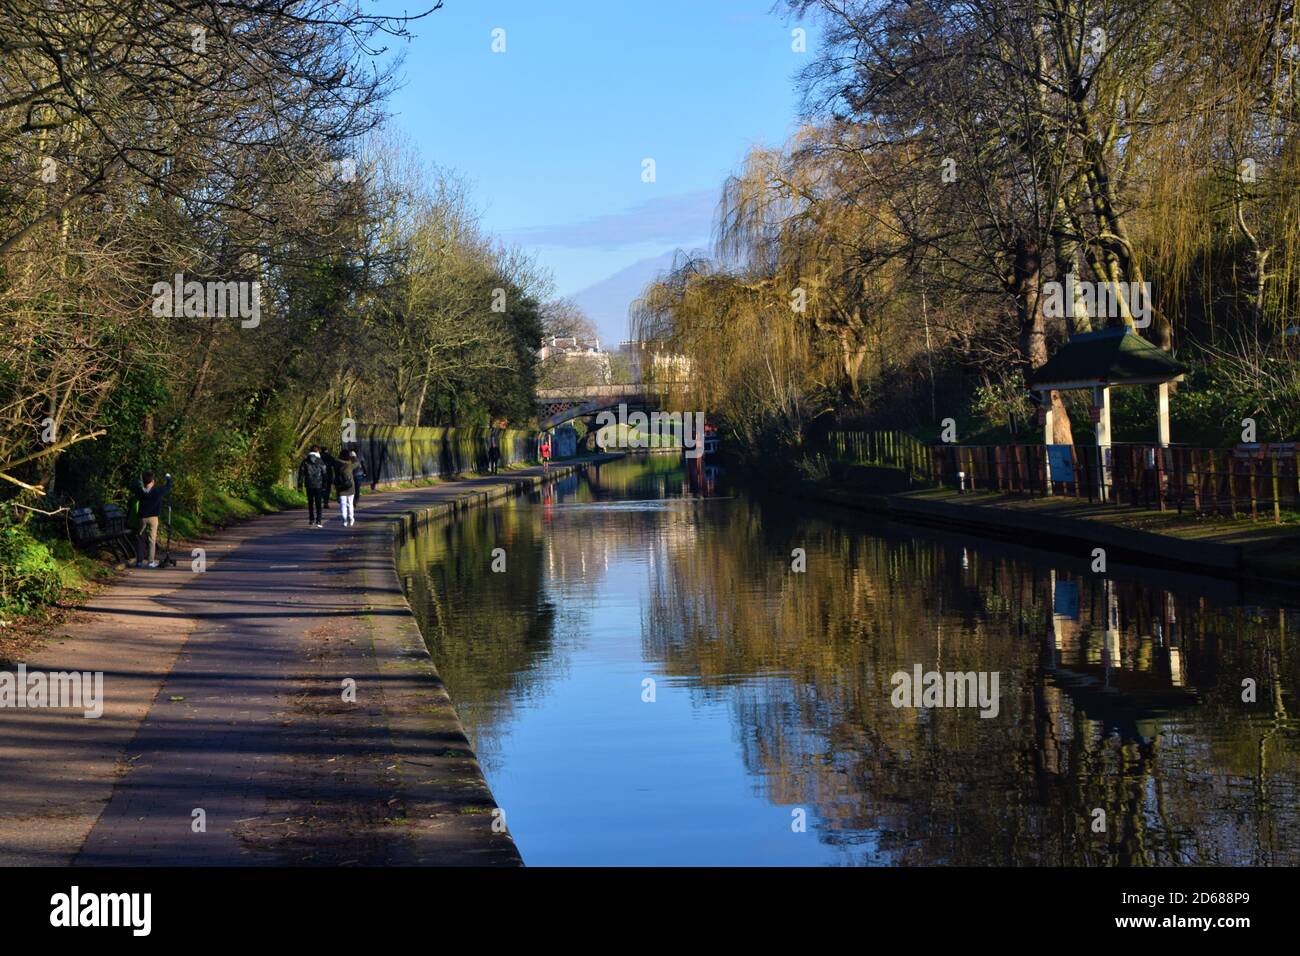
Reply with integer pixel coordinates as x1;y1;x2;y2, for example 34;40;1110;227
0;460;601;865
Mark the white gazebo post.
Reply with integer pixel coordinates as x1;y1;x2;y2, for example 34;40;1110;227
1156;381;1171;448
1103;578;1120;671
1041;394;1054;495
1093;384;1111;501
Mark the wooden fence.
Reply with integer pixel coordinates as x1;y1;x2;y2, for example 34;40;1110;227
828;431;1300;523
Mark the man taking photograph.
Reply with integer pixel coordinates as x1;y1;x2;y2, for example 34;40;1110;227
131;471;173;568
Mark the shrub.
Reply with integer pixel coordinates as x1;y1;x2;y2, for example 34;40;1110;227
972;368;1033;437
794;453;832;481
0;524;63;614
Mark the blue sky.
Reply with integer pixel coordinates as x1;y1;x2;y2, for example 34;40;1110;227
386;0;815;342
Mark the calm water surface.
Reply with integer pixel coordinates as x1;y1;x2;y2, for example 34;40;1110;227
396;455;1300;866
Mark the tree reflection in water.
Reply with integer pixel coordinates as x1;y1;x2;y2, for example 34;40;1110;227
397;457;1300;866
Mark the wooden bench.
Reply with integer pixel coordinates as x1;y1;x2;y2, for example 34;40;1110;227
70;505;135;562
100;503;136;558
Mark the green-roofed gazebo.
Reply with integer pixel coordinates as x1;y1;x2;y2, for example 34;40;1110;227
1027;327;1189;498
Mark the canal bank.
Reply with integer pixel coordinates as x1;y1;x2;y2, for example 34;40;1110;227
0;456;616;866
791;480;1300;594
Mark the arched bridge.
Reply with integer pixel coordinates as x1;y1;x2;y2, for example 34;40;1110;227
536;384;679;429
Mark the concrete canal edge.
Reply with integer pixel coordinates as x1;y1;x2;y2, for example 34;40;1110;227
361;456;621;866
790;483;1283;582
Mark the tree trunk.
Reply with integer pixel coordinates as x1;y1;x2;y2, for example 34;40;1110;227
1053;200;1093;335
1014;234;1075;446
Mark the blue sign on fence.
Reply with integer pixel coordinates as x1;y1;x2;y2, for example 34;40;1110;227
1047;445;1074;482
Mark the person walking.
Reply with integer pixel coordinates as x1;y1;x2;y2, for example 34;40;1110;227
540;432;552;471
131;471;172;568
325;449;356;527
299;446;330;528
348;451;366;514
487;428;501;475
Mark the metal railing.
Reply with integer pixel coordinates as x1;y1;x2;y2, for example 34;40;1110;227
828;430;933;482
828;431;1300;523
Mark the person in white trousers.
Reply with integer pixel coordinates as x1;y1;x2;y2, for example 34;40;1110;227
323;449;357;527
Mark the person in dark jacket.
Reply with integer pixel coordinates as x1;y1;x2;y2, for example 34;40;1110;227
131;471;172;567
322;449;356;527
347;451;365;513
299;447;330;528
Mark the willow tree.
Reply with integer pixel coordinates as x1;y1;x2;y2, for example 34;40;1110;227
714;130;914;405
1142;0;1300;334
786;0;1090;442
633;253;828;453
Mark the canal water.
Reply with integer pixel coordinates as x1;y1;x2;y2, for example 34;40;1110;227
396;455;1300;866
